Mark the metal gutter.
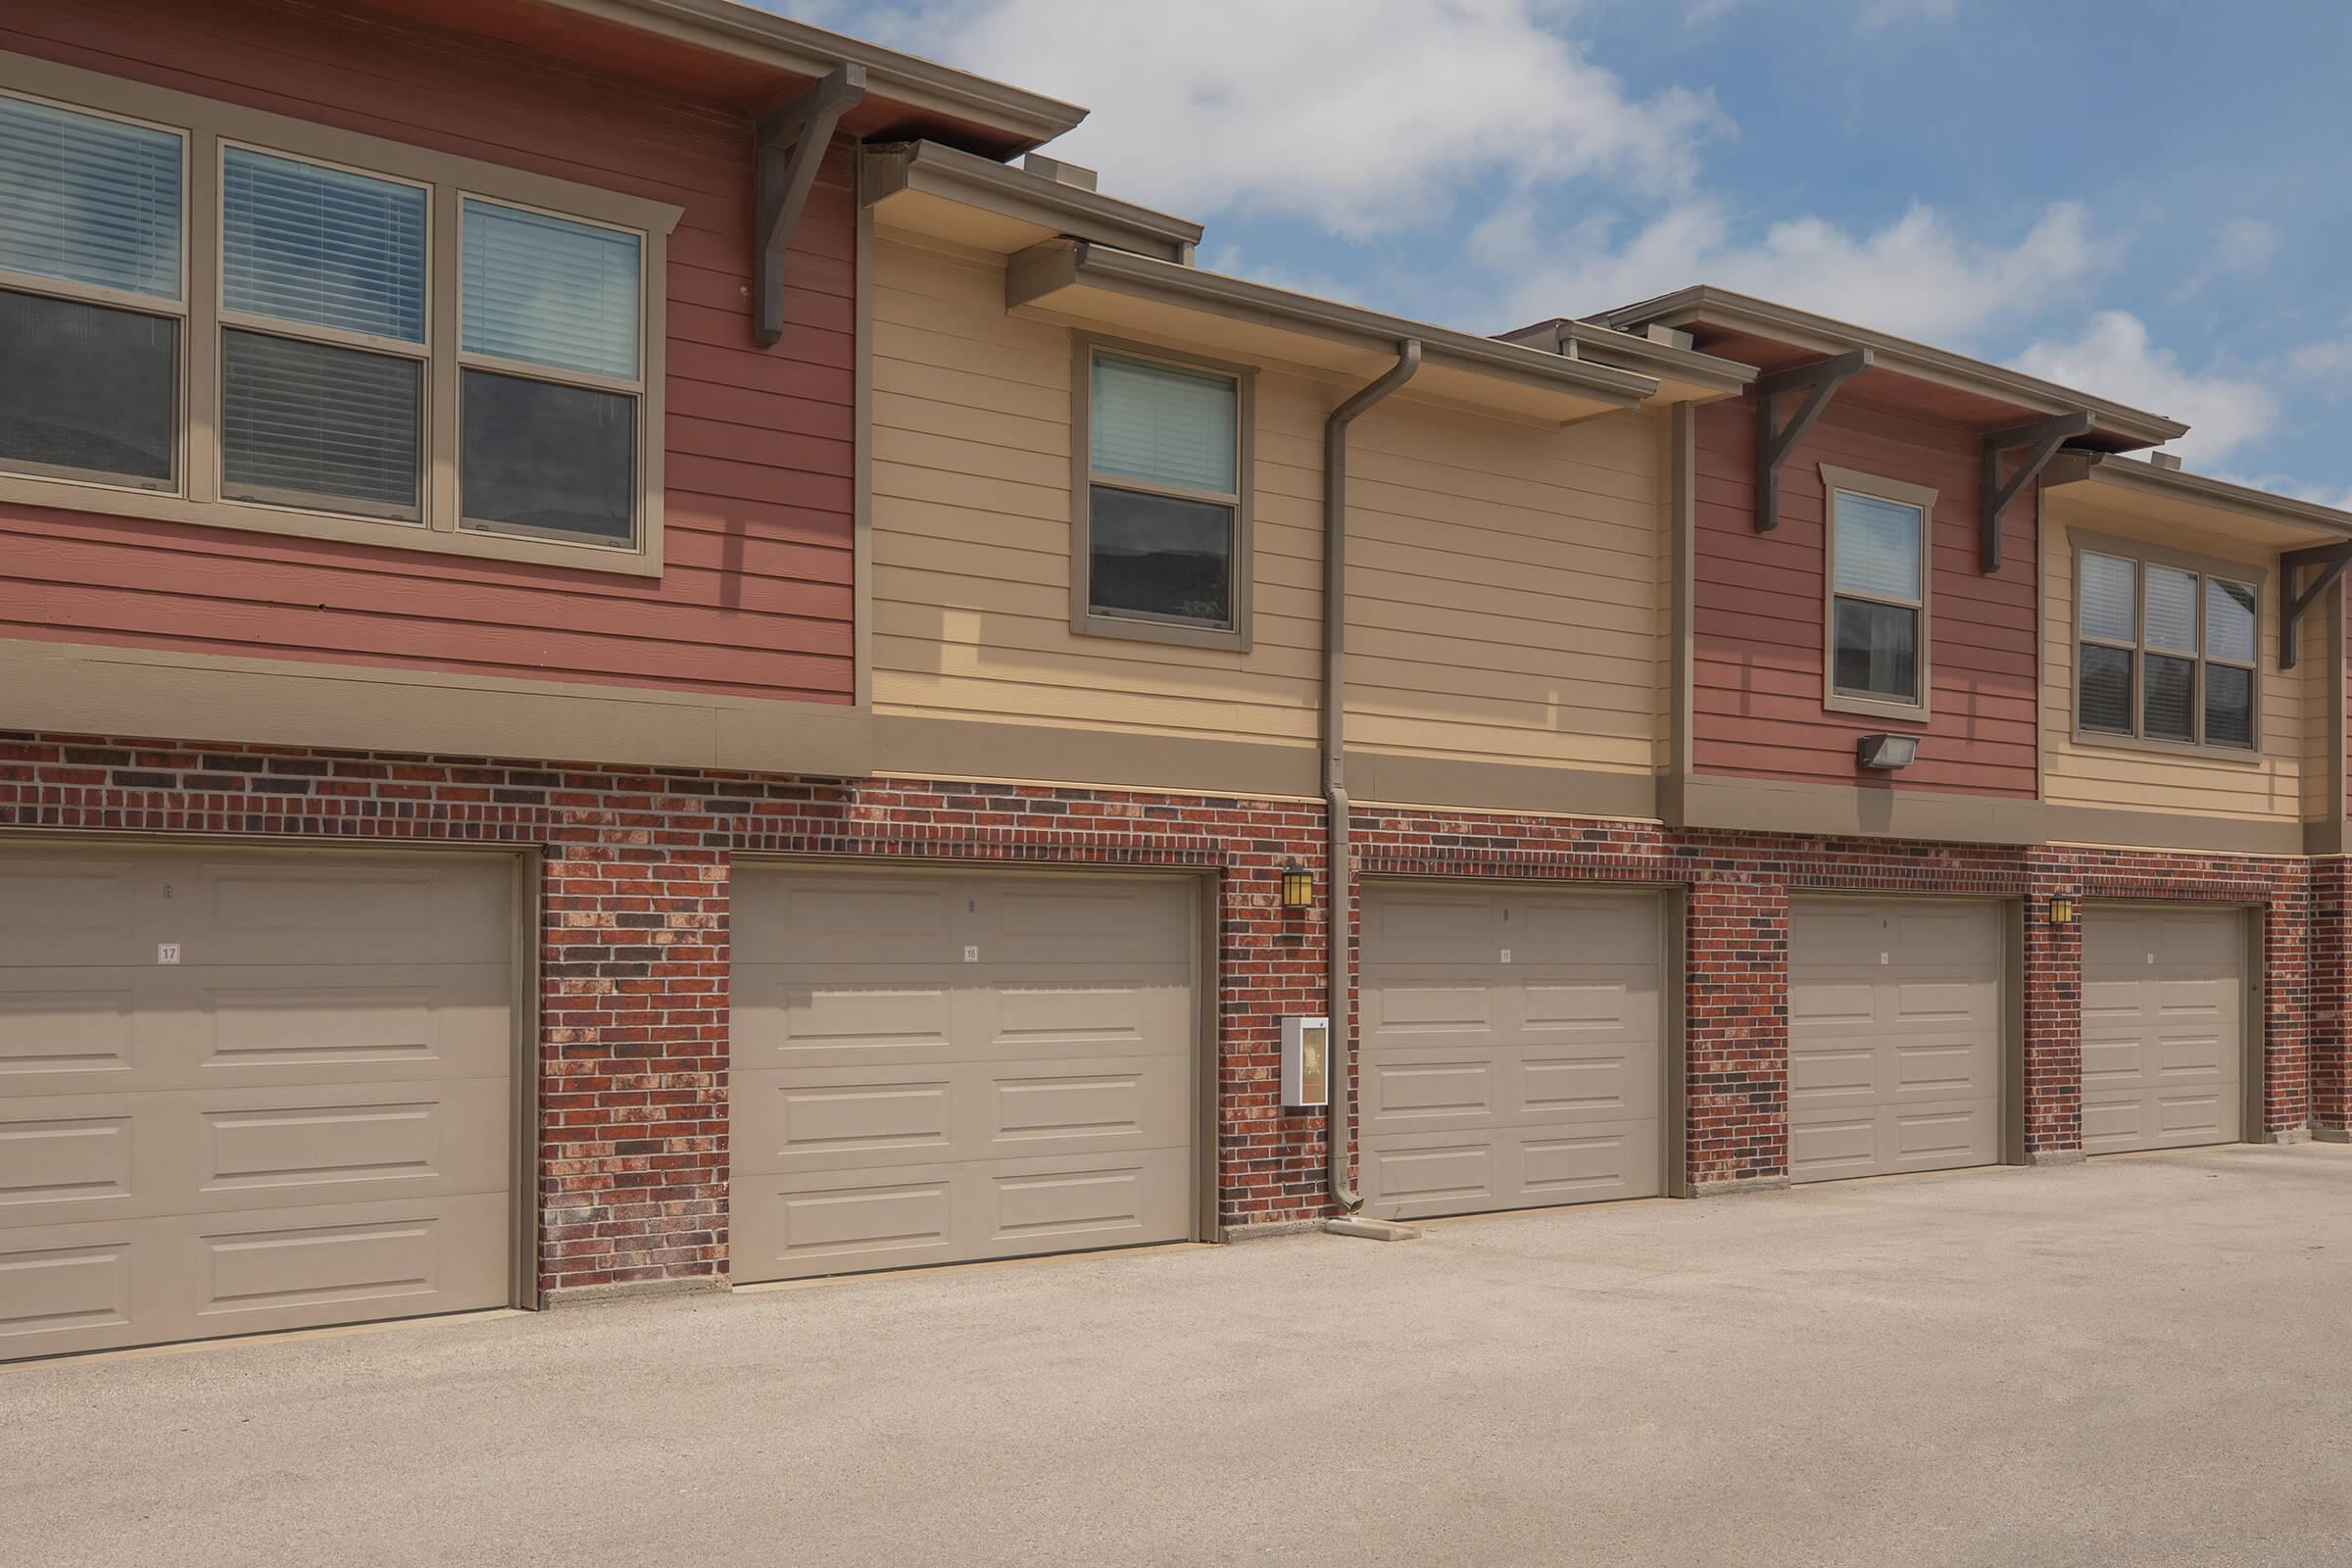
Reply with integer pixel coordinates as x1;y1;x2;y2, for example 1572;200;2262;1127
2046;452;2352;540
1495;318;1757;399
1008;240;1657;412
1322;339;1422;1226
540;0;1088;150
862;140;1201;263
1598;285;2187;450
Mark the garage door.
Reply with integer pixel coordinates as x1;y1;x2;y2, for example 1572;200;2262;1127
1788;900;2003;1183
730;868;1196;1282
1358;885;1662;1220
0;847;514;1362
2081;907;2245;1154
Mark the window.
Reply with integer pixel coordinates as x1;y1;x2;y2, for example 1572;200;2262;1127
1822;466;1937;716
2076;541;2259;753
0;63;676;574
1075;341;1252;648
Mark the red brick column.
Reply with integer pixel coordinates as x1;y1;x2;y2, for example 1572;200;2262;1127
1683;873;1788;1187
537;812;729;1298
2257;873;2312;1137
2311;858;2351;1138
2021;853;2084;1159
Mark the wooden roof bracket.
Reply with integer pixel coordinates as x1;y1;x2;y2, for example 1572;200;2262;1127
753;64;865;347
2279;541;2352;669
1980;412;2092;573
1753;350;1870;532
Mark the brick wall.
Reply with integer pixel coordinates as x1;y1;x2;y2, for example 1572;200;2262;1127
0;728;2328;1297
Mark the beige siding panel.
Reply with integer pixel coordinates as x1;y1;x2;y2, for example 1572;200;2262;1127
870;232;1666;784
2041;510;2304;825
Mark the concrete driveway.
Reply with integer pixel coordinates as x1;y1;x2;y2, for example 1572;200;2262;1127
10;1144;2349;1567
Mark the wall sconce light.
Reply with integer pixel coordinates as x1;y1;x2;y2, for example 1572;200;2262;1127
1856;733;1919;770
1279;862;1316;911
2048;897;2078;927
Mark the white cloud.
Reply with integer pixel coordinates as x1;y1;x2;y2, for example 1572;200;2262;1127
869;0;1725;241
2287;334;2352;383
2171;217;2280;301
1477;198;2099;342
1859;0;1960;24
2012;311;2277;466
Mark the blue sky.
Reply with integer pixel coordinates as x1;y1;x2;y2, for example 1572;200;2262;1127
781;0;2352;502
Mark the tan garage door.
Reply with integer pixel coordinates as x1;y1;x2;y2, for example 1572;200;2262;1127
1788;900;2003;1183
2082;906;2245;1154
730;868;1196;1282
1359;885;1662;1220
0;847;514;1362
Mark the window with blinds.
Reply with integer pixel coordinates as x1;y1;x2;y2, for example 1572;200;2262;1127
2077;548;2258;751
1830;487;1926;707
0;91;182;490
0;76;660;567
1084;349;1244;635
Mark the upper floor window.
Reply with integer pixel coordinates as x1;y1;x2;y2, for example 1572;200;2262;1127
1823;466;1937;718
1074;340;1253;650
2078;545;2258;753
0;64;676;576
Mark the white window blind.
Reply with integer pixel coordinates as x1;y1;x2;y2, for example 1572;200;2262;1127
462;199;639;380
0;92;180;299
1832;492;1922;601
2144;564;2197;652
1091;352;1237;495
2205;578;2257;663
222;146;423;341
2079;552;2137;642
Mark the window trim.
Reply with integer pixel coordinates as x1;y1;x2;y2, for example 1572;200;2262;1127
1819;463;1938;721
2069;528;2266;762
0;50;681;577
1069;331;1255;652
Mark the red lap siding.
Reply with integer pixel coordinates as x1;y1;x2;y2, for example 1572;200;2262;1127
0;0;854;705
1692;395;2038;796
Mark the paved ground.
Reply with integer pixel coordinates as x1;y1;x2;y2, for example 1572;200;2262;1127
10;1144;2350;1567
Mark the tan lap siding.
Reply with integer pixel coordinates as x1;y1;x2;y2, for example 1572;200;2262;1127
1342;407;1664;785
2040;507;2303;823
870;234;1320;758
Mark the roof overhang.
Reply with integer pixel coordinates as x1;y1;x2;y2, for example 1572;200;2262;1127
1007;241;1657;425
1495;318;1756;407
2044;453;2352;549
420;0;1085;157
1598;286;2187;451
864;141;1200;265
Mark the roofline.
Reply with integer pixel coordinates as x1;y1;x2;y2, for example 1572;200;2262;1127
863;140;1201;263
538;0;1087;151
2047;452;2352;540
1010;241;1659;413
1496;317;1757;399
1599;285;2189;449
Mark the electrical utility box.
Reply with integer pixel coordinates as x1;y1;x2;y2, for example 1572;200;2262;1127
1281;1015;1330;1108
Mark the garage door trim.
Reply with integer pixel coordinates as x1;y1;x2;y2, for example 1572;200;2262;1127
2081;898;2264;1154
730;856;1217;1254
0;832;541;1355
1786;892;2023;1181
1356;874;1679;1218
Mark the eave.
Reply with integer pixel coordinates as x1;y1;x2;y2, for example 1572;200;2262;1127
1600;286;2188;451
1008;241;1658;426
2044;452;2352;547
1495;318;1756;407
863;141;1201;265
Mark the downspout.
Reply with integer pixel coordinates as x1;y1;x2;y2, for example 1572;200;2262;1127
1324;338;1422;1217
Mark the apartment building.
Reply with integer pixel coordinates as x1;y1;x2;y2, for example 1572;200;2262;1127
0;0;2342;1362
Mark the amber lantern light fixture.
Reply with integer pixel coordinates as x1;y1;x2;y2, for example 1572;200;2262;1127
2048;897;2078;927
1279;861;1315;911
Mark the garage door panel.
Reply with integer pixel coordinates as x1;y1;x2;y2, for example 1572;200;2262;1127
0;851;514;1361
1788;900;2002;1183
2081;907;2243;1155
1361;887;1661;1219
732;1148;1189;1280
0;1191;508;1360
730;871;1196;1283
